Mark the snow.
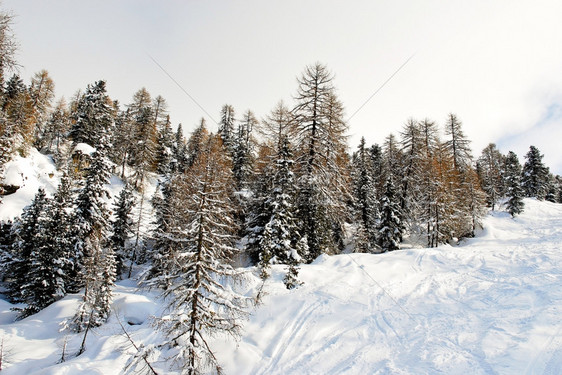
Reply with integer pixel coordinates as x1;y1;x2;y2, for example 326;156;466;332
73;143;96;156
1;198;562;374
1;149;59;221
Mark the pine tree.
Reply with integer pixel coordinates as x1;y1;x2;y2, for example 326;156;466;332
172;124;188;173
154;134;249;374
351;137;378;252
233;110;257;191
257;137;306;286
69;80;114;149
155;115;174;175
477;143;505;210
71;133;115;331
218;104;236;156
522;145;549;199
504;151;524;216
42;99;70;156
6;188;49;304
110;182;136;277
21;175;75;317
377;177;403;251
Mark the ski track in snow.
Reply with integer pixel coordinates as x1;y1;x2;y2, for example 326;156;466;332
1;198;562;374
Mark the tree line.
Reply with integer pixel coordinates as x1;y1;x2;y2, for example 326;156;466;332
0;8;559;374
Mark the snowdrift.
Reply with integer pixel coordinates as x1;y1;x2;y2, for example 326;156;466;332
1;199;562;374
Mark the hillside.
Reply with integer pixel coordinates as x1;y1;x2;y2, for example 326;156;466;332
0;195;561;374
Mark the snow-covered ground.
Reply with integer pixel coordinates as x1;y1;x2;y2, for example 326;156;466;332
1;198;561;374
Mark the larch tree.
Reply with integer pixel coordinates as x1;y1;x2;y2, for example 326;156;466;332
154;134;249;375
0;8;18;90
29;69;55;149
291;62;350;261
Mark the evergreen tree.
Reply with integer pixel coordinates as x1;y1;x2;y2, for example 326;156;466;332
233;110;257;191
21;175;75;316
504;151;524;216
110;182;136;276
218;104;236;156
257;137;307;286
71;133;115;331
351;137;378;252
6;188;49;304
522;145;549;199
154;134;249;374
172;124;188;173
377;177;403;251
477;143;505;210
20;179;74;317
155;115;174;175
0;9;18;89
69;80;114;149
42;99;70;156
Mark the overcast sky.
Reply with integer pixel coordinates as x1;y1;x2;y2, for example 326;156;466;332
4;0;562;173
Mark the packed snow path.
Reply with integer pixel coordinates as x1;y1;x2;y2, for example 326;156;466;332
223;199;562;375
1;199;561;374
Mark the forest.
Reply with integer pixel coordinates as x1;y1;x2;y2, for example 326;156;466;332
0;7;559;375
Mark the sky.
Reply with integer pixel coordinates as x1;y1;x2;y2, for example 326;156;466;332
4;0;562;173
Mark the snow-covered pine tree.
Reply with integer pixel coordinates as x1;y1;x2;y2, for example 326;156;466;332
522;145;549;200
69;80;114;149
477;143;505;210
377;177;403;251
154;134;249;374
258;136;307;287
351;137;378;252
155;115;174;175
504;151;524;217
110;182;136;277
41;99;70;158
172;124;188;173
71;132;116;331
6;188;49;304
233;110;257;191
20;175;74;317
218;104;236;156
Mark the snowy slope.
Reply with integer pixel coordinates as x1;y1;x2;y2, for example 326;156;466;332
1;199;562;374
